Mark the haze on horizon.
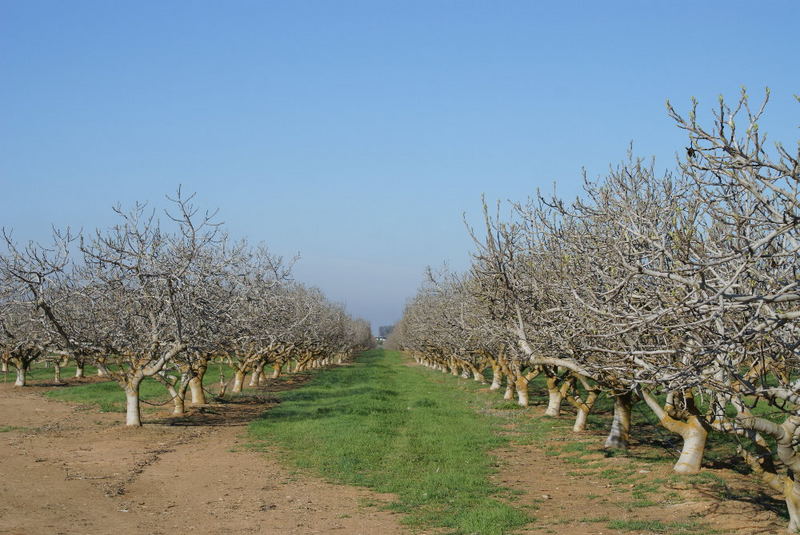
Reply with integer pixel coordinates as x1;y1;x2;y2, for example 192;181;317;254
2;1;798;333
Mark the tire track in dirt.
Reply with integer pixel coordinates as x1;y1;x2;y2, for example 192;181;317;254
0;382;407;535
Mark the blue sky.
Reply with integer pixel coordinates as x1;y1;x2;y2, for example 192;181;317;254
2;1;798;331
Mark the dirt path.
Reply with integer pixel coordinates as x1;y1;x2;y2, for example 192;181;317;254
0;383;407;535
490;418;786;535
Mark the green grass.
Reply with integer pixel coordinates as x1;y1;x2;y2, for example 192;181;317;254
248;349;531;535
0;425;27;432
607;519;717;534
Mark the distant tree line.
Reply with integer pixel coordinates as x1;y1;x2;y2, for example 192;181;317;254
378;325;394;338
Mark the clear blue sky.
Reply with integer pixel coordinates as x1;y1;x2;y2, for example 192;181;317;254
2;1;798;332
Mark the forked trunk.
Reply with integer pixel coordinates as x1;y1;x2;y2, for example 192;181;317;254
641;392;707;474
249;363;264;387
604;392;632;450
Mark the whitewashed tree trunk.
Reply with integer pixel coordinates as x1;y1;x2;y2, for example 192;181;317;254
544;377;563;417
189;376;206;404
14;365;27;387
503;380;516;400
785;478;800;533
249;363;263;387
489;363;502;390
515;376;529;407
125;378;144;427
605;392;633;449
75;362;85;378
573;407;589;432
232;370;245;393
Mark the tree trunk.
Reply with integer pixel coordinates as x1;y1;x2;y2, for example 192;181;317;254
97;362;109;377
573;407;590;432
249;362;263;387
605;392;633;450
503;379;516;400
489;361;502;390
232;369;246;393
472;367;486;384
515;375;529;407
271;361;283;379
668;415;707;474
14;364;27;387
189;374;206;404
544;376;563;417
449;358;459;376
641;392;707;474
785;477;800;533
75;361;85;378
53;363;62;384
1;360;7;373
125;377;144;427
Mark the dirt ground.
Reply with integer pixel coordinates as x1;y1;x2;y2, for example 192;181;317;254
0;381;406;535
491;417;787;535
1;377;791;535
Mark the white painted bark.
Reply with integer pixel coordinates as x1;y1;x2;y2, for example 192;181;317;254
189;376;206;405
75;363;85;378
53;363;62;384
641;392;707;474
125;387;142;427
249;363;263;387
489;363;502;390
573;407;589;432
604;393;632;449
14;366;26;387
503;380;516;400
672;418;707;474
232;370;245;393
544;379;563;417
785;478;800;533
1;360;8;372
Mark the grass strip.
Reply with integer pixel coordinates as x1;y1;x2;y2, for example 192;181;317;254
249;349;530;534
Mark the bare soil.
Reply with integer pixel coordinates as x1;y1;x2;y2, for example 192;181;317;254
0;380;406;535
2;374;790;535
490;412;787;535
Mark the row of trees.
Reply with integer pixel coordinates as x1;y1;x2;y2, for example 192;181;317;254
1;190;373;426
390;90;800;532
